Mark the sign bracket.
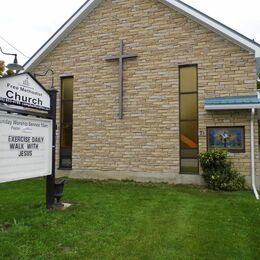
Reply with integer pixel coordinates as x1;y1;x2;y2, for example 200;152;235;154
0;104;51;119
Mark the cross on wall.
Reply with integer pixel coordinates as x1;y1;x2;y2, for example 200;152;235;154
105;40;138;119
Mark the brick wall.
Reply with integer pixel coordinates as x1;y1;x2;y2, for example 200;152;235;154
32;0;258;185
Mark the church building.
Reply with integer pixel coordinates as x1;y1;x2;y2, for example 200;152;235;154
24;0;260;189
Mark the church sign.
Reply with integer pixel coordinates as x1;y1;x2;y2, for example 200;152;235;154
0;73;50;111
0;113;52;183
0;72;57;208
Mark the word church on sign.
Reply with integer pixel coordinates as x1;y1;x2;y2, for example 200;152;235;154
5;89;43;106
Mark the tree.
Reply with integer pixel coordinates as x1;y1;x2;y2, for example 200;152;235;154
257;73;260;89
0;60;4;77
6;68;15;76
0;60;15;77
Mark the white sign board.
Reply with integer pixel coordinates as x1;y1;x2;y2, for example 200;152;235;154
0;73;50;111
0;113;52;183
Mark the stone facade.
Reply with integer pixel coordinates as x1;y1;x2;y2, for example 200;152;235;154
32;0;259;186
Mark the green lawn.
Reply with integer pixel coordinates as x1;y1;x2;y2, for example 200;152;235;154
0;179;259;259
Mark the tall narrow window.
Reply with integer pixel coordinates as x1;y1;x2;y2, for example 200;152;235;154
60;77;73;169
179;65;198;174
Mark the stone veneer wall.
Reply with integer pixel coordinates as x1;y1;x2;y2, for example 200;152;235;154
32;0;259;186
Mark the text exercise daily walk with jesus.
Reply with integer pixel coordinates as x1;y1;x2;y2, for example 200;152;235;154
0;113;52;183
8;136;44;157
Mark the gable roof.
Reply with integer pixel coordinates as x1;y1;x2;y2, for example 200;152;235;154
24;0;260;72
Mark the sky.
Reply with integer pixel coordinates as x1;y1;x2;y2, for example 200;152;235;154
0;0;259;67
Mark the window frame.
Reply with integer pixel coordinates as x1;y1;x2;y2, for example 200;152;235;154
179;64;199;175
59;76;74;169
207;126;245;153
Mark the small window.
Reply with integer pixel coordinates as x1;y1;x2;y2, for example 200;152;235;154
180;66;197;93
180;121;198;149
180;94;198;120
180;159;199;174
207;127;245;153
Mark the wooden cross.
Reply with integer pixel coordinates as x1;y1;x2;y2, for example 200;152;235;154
106;40;138;119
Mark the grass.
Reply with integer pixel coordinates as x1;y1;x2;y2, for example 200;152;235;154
0;179;260;259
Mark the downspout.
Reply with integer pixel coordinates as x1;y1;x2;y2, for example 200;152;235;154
250;108;259;199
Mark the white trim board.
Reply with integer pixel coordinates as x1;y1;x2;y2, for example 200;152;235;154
24;0;260;72
205;104;260;110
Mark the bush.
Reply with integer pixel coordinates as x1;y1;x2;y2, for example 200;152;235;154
199;149;245;191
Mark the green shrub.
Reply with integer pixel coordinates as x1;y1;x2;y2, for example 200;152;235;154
199;149;245;191
199;149;227;172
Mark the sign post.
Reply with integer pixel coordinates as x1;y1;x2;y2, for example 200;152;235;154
46;88;57;209
0;73;57;209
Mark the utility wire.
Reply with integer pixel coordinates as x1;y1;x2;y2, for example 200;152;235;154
0;34;30;58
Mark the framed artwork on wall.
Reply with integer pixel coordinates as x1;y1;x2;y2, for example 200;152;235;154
207;126;245;153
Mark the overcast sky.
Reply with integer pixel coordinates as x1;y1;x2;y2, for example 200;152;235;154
0;0;259;67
